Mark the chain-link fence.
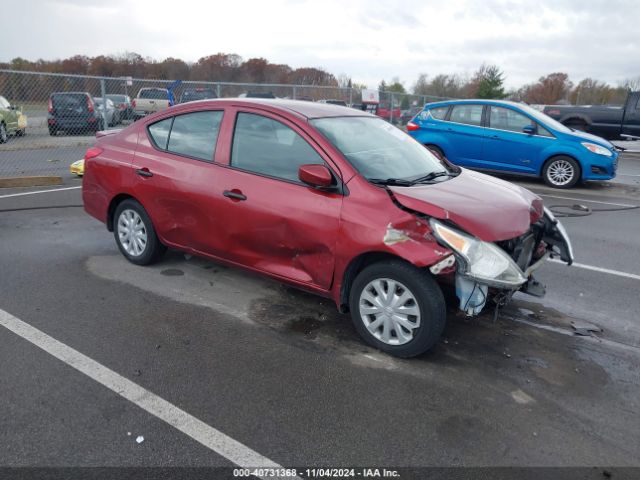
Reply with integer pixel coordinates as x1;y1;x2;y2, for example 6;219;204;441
0;69;452;179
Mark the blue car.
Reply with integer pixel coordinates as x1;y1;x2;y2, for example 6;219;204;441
406;100;618;188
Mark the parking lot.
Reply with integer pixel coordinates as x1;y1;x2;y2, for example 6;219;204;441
1;132;640;476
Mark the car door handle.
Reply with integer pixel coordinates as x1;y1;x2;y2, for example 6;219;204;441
136;168;153;178
223;190;247;201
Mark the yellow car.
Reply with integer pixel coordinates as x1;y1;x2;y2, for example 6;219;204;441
70;159;84;176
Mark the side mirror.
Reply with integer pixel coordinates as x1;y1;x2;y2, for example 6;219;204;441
523;124;536;135
298;164;334;188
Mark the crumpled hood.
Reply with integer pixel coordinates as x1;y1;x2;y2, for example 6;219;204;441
389;169;543;242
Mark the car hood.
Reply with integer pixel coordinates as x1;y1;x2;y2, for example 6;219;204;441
566;129;615;149
389;169;543;242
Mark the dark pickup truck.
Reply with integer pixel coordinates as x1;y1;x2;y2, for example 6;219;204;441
543;91;640;140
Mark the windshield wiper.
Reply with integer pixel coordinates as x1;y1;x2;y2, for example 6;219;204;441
408;171;457;184
368;177;415;186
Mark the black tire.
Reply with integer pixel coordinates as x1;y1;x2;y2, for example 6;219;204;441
113;199;166;265
48;127;57;136
426;144;444;160
0;123;7;143
542;155;581;189
16;129;25;137
349;260;446;358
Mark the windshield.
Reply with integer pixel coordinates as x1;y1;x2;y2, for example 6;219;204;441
517;103;572;133
311;116;450;181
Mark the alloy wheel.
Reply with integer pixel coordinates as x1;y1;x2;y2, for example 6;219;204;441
547;159;575;186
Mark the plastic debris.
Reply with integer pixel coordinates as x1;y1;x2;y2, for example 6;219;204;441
136;436;144;444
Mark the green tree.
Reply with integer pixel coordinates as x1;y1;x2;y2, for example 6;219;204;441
473;64;506;99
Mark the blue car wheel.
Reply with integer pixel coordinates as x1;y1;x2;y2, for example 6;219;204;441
542;156;580;189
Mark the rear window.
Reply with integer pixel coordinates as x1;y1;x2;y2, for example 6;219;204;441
139;89;168;100
52;94;88;108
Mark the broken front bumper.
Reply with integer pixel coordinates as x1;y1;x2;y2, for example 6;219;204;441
442;209;574;316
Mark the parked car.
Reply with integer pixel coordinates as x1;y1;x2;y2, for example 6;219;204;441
400;106;423;126
82;99;573;358
407;100;619;188
317;99;347;106
48;92;104;135
132;88;170;120
0;95;27;143
94;98;117;127
543;91;640;140
377;103;402;122
179;87;218;104
106;94;133;122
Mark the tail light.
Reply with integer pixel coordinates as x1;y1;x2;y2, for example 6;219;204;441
406;122;420;131
84;147;103;161
48;97;53;113
132;99;136;109
87;96;94;113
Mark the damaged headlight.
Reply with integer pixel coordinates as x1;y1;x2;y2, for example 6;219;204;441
430;219;527;288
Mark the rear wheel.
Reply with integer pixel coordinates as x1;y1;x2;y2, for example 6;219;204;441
16;129;25;137
543;155;580;188
349;260;446;358
0;123;7;143
113;199;166;265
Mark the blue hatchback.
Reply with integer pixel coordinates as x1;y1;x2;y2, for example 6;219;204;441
406;100;618;188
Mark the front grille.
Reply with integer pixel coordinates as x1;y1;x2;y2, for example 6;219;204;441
497;230;538;271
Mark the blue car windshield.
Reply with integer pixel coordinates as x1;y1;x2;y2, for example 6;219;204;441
517;103;572;133
311;116;448;181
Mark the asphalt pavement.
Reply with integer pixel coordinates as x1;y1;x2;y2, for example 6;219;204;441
1;166;640;475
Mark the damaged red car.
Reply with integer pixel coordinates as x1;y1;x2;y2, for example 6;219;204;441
83;99;574;357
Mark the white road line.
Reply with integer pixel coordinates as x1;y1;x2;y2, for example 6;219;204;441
618;173;640;177
0;308;287;478
537;194;637;208
0;186;82;199
549;258;640;281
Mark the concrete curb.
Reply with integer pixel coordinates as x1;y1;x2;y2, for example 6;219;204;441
0;176;64;188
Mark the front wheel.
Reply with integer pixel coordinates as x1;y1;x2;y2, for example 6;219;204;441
543;156;580;188
349;260;446;358
113;199;166;265
0;123;7;143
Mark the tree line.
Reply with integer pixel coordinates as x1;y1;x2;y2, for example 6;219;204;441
2;52;638;106
390;65;639;106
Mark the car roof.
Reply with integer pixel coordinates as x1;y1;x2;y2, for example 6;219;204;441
176;98;372;119
425;99;525;109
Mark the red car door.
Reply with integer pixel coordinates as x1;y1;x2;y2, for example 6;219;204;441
212;108;343;290
131;109;231;257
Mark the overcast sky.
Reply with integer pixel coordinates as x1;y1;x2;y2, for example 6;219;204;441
2;0;639;89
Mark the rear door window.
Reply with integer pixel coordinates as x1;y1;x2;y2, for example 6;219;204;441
449;104;483;126
429;106;449;120
167;111;223;161
231;112;324;182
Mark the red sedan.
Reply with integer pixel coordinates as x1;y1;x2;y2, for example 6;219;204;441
83;99;574;357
